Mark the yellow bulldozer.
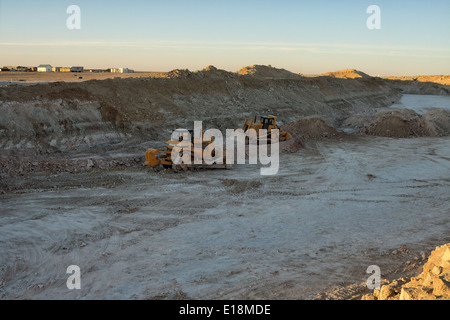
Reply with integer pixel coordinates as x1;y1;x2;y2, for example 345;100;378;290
144;115;290;171
241;115;291;142
145;129;231;171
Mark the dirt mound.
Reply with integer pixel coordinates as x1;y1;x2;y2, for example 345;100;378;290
364;110;428;138
363;243;450;300
343;109;450;138
279;137;305;153
194;65;237;79
422;109;450;136
281;116;341;140
165;68;194;79
322;69;371;79
236;65;303;79
165;66;236;80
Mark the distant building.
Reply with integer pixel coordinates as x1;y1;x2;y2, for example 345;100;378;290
109;67;134;73
59;67;71;72
37;64;52;72
70;66;84;72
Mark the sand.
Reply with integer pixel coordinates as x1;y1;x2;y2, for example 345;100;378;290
0;71;168;86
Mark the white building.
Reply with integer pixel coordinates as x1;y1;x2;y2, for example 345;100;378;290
109;67;134;73
37;64;52;72
121;68;134;73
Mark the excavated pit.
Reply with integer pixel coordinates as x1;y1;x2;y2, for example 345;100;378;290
1;68;449;300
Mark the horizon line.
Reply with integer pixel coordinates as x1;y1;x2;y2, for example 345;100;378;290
0;64;449;78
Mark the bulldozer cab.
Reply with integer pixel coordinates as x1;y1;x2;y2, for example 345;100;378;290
237;115;290;143
260;116;275;129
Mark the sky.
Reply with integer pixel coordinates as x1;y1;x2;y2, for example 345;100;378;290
0;0;449;76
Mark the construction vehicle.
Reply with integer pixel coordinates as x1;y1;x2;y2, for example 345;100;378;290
241;115;291;142
145;129;231;171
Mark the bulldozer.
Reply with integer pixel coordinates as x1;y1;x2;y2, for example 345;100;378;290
145;115;289;171
145;129;231;171
241;115;291;142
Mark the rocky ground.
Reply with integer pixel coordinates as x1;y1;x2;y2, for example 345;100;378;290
362;243;450;300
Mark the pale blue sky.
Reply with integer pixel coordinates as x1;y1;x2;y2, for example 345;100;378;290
0;0;449;75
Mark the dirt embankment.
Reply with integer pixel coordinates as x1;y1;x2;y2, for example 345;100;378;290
363;243;450;300
383;75;450;86
308;69;450;95
383;78;450;96
0;66;400;156
343;109;450;138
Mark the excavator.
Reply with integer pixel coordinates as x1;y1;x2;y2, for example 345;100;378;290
241;115;291;142
145;129;231;171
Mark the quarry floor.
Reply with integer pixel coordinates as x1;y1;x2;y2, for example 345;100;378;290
1;132;449;299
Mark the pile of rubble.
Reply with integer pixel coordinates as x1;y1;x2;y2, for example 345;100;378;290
281;116;342;140
362;243;450;300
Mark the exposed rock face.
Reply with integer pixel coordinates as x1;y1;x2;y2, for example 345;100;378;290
0;99;127;152
362;243;450;300
0;68;400;154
